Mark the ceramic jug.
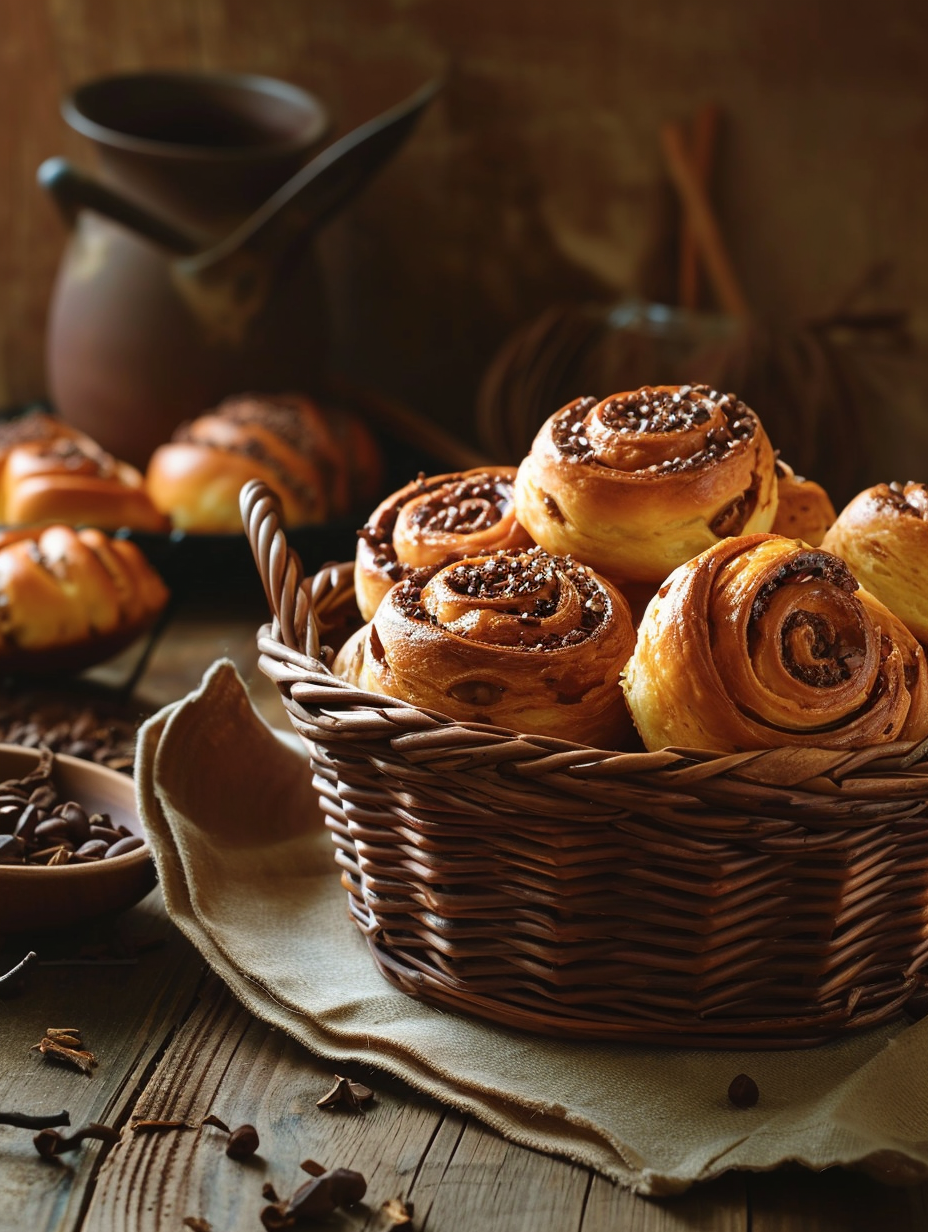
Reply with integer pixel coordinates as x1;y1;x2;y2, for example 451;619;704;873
39;71;436;466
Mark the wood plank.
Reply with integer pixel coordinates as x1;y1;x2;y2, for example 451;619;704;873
585;1170;747;1231
0;891;204;1232
83;974;455;1231
407;1112;590;1231
749;1166;928;1232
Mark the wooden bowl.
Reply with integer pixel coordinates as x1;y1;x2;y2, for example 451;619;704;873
0;745;155;933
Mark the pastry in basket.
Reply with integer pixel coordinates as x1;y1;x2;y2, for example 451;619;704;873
337;545;637;747
513;384;778;590
0;525;169;674
821;481;928;645
770;458;836;547
623;532;928;753
0;416;168;532
145;392;379;533
355;467;535;621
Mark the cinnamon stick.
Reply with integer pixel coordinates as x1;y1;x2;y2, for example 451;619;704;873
677;104;720;311
660;120;750;320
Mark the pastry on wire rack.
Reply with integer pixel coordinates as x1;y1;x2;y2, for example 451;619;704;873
145;392;382;533
623;532;928;753
0;411;167;532
0;525;169;675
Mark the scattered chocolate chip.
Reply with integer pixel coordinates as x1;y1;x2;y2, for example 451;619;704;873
225;1124;260;1160
727;1073;759;1108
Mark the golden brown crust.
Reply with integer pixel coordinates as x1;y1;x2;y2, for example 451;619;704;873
0;410;94;463
821;481;928;645
355;467;535;621
145;393;356;533
0;525;169;674
622;533;928;753
514;385;778;585
347;545;637;747
771;458;837;547
0;436;168;533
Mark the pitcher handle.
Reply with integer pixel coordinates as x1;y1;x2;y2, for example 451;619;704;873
37;157;203;256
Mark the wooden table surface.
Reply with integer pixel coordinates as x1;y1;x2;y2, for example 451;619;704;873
1;578;927;1232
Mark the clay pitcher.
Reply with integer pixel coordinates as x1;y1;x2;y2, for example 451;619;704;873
40;71;436;467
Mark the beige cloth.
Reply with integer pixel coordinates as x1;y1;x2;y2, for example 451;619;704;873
136;659;928;1196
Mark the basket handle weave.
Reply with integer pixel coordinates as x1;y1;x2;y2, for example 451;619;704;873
240;478;329;660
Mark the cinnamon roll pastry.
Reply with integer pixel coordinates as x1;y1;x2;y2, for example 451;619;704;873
623;533;928;753
346;545;637;747
354;467;535;621
822;481;928;645
771;458;836;546
513;384;778;586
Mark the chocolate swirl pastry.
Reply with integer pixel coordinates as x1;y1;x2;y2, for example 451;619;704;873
514;384;778;587
354;467;534;621
770;458;836;547
623;533;928;753
822;481;928;645
145;392;375;533
342;545;637;747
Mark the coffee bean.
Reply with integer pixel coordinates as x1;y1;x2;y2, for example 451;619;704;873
75;840;110;860
0;834;26;864
104;835;144;859
34;818;73;844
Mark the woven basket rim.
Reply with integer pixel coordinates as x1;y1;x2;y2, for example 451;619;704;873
258;614;928;773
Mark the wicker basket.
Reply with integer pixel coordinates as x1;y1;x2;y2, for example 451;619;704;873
242;481;928;1049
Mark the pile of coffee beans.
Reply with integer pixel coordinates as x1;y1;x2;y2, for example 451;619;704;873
0;691;142;774
0;748;144;866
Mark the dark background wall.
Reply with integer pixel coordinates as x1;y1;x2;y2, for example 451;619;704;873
2;1;926;481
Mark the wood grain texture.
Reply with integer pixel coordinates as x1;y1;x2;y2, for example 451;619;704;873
0;894;204;1232
76;975;928;1232
2;0;926;447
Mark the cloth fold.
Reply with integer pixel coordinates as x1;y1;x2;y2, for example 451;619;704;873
136;659;928;1195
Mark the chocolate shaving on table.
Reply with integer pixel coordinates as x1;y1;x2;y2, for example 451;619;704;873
316;1075;374;1112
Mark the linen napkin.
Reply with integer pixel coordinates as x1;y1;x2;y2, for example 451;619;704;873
136;658;928;1195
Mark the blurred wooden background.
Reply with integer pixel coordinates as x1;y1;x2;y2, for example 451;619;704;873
1;0;926;471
